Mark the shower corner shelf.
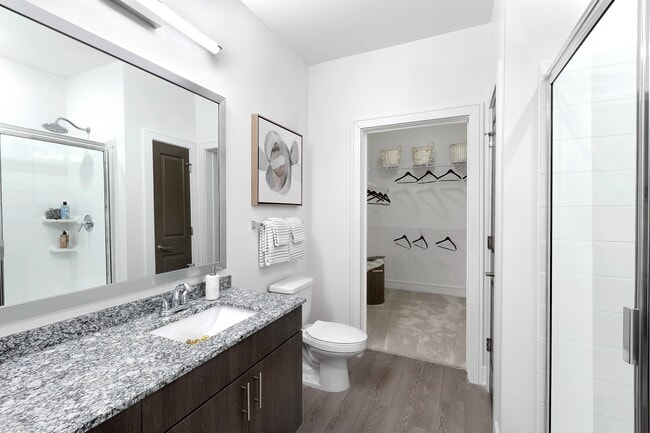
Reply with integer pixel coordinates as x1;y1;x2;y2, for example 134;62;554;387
41;216;82;224
49;246;78;253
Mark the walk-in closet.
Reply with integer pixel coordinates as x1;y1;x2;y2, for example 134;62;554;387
366;120;468;369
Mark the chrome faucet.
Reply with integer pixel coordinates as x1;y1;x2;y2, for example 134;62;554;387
160;282;192;317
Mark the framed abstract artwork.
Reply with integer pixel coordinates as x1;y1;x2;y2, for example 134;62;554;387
251;114;303;205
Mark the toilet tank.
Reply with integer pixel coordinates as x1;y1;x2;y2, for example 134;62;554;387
268;276;313;325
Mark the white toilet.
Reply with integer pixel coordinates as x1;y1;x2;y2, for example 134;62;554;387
269;276;367;392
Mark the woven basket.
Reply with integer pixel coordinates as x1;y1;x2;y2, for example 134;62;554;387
412;142;434;166
381;145;402;168
449;142;467;164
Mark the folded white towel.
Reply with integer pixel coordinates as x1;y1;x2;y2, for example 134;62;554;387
259;220;290;267
289;241;305;262
268;217;291;246
286;217;305;243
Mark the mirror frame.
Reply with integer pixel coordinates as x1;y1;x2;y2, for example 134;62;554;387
0;0;227;326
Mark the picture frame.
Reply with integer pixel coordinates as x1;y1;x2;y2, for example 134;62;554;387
251;114;303;205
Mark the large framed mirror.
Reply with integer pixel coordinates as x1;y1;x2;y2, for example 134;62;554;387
0;0;226;325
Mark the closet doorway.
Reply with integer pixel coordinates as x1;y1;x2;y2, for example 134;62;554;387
352;105;485;385
366;121;468;369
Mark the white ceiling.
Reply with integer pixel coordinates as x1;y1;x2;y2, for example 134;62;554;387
240;0;494;65
0;8;114;78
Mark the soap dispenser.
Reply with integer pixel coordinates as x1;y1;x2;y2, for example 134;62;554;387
205;266;220;300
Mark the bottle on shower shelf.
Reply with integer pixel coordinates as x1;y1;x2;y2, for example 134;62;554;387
60;201;69;220
59;231;69;249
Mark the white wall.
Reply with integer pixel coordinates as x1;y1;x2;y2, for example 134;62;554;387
308;24;495;325
0;56;66;130
367;123;467;296
491;0;592;432
0;0;308;335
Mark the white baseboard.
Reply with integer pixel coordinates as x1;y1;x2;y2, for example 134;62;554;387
385;279;466;298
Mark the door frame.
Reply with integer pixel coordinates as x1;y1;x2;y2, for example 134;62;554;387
351;104;485;385
544;0;649;431
483;85;498;395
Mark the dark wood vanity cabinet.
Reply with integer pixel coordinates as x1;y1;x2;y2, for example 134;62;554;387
89;307;302;433
168;333;302;433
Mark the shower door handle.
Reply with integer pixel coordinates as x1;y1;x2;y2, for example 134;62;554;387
623;307;639;365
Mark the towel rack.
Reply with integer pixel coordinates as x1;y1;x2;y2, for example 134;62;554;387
251;220;262;229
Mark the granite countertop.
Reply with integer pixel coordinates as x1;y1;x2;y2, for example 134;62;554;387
0;279;305;433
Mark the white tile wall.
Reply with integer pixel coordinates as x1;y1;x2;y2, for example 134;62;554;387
540;1;637;431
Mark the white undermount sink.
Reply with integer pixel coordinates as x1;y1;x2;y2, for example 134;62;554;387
150;305;256;344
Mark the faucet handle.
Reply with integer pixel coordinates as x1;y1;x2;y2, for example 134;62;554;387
161;297;170;312
180;289;189;305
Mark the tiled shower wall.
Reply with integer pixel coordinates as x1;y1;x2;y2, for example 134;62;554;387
2;135;107;305
538;1;637;430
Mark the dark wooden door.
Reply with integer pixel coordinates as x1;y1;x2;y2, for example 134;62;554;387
152;141;192;274
166;373;250;433
250;333;303;433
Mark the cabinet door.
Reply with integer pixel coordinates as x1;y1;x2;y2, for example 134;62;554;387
250;333;302;433
167;375;250;433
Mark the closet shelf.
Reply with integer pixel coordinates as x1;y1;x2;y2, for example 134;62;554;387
368;162;466;172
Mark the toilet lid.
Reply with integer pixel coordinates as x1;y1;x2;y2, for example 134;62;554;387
305;320;367;344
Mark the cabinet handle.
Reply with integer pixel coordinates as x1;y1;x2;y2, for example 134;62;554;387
241;383;250;421
371;269;383;273
253;372;262;409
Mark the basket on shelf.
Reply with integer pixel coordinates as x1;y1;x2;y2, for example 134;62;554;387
380;145;402;168
412;142;434;166
449;142;467;164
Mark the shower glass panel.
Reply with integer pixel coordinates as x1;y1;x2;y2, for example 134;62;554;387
549;0;637;431
0;134;110;305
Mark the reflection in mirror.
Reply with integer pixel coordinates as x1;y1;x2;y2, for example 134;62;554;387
0;4;223;308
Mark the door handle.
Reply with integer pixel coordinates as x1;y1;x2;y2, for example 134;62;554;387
241;382;251;421
485;271;495;278
623;307;639;365
253;372;262;409
156;245;173;252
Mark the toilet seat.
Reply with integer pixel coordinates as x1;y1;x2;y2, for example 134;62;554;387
303;320;367;353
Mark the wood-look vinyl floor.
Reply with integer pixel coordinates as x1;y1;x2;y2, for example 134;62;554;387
297;350;492;433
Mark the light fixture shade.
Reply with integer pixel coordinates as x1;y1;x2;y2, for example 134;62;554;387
111;0;222;54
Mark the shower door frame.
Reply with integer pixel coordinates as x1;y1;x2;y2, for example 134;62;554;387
544;0;650;432
0;123;113;306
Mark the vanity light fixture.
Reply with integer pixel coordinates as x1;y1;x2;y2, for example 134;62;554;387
110;0;222;54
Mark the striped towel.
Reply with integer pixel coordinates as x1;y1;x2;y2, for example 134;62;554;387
288;241;305;262
268;217;291;246
259;220;290;267
286;217;305;243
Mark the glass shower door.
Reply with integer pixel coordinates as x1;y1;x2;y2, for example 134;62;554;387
548;0;638;431
0;133;110;306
